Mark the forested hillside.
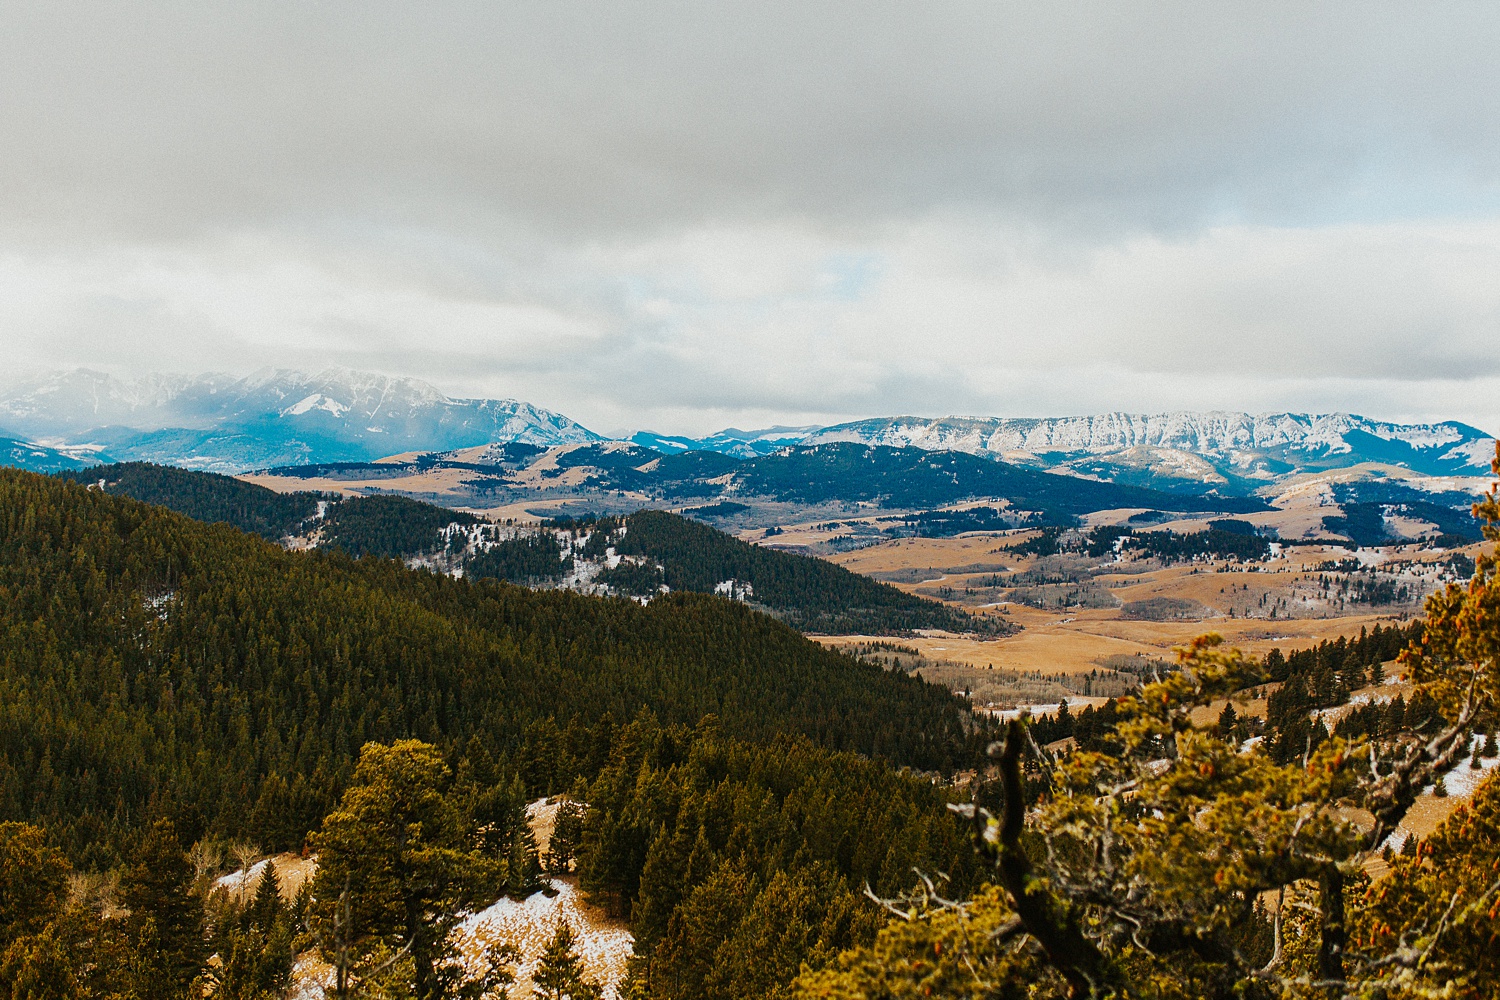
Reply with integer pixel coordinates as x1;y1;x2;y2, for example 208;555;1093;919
0;469;984;864
45;464;995;635
571;510;1008;634
56;461;320;539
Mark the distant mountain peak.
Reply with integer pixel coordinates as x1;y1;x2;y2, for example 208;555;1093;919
0;367;600;473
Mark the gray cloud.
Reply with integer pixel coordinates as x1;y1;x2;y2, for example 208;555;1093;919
2;2;1499;436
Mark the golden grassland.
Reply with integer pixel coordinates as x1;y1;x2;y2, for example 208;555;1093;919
813;531;1435;675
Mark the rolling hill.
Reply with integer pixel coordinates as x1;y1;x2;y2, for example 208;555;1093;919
560;509;1009;634
53;462;1001;635
56;461;321;539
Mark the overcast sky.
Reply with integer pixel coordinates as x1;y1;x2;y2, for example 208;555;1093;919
3;3;1499;435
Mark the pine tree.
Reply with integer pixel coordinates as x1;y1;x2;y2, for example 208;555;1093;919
546;799;586;875
310;741;490;1000
1216;702;1238;742
532;920;600;1000
507;820;545;899
1053;701;1074;738
119;819;205;997
250;861;282;930
0;823;70;946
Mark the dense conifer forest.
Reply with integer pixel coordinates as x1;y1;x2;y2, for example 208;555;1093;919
0;468;1002;997
0;470;988;857
316;494;478;558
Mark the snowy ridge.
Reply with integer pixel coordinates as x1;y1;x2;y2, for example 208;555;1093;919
631;425;822;458
804;412;1488;464
792;411;1496;481
623;411;1494;482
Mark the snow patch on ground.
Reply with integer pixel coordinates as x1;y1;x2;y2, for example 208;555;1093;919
215;859;269;894
1441;733;1500;798
456;880;634;1000
1381;734;1499;853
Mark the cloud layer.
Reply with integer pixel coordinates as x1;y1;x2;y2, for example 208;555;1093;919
3;3;1498;435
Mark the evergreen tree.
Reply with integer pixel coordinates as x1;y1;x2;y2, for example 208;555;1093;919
310;741;491;1000
1215;702;1238;742
546;798;586;875
119;819;206;998
532;920;600;1000
507;819;545;899
250;861;283;930
0;823;70;947
1052;701;1073;739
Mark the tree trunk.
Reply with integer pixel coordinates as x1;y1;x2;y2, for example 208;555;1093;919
1317;865;1345;989
995;720;1118;999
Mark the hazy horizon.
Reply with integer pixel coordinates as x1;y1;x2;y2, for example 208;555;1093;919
3;365;1496;443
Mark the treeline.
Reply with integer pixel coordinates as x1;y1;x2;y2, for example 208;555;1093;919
1026;621;1428;765
882;506;1023;538
1126;526;1270;563
1322;500;1484;547
0;470;989;867
57;462;320;540
1013;522;1271;563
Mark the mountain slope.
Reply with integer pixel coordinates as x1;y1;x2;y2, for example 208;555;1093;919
630;425;822;458
724;443;1269;516
634;412;1495;493
0;431;101;472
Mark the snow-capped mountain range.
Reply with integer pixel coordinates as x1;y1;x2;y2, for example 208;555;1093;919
795;413;1496;487
1;369;1492;491
0;369;599;472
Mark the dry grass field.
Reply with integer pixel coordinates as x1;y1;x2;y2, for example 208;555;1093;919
817;532;1426;677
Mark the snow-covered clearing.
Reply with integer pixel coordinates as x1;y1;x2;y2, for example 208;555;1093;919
456;879;634;999
281;796;630;998
1382;733;1499;853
